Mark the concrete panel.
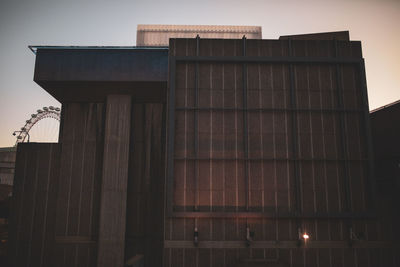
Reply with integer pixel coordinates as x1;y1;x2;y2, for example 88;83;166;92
97;95;131;267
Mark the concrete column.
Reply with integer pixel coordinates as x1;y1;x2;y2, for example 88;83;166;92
97;95;131;267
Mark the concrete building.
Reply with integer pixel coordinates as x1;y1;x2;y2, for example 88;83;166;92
136;25;262;46
0;147;16;186
371;100;400;192
0;147;15;263
370;101;400;238
7;27;399;267
0;147;15;217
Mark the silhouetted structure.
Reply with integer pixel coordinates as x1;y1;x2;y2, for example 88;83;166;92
370;101;400;256
371;100;400;193
0;147;15;218
0;147;16;186
8;28;399;267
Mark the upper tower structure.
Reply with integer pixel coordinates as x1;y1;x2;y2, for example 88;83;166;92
136;24;262;46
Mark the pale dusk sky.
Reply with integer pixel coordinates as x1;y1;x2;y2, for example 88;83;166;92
0;0;399;147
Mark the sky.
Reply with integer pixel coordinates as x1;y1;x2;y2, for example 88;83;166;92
0;0;399;147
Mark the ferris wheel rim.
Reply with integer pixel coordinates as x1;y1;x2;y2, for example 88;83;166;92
14;106;61;145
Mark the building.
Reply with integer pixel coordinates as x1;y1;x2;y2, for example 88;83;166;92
136;25;262;46
0;147;16;263
370;101;400;253
8;26;399;267
0;147;16;186
0;147;15;218
370;100;400;193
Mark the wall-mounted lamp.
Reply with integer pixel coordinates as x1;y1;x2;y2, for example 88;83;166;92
298;228;310;246
302;233;310;240
246;227;255;247
348;227;365;247
194;227;198;246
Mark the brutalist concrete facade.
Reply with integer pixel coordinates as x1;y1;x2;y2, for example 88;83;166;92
8;30;399;267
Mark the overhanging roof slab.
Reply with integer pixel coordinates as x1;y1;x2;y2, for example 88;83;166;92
33;47;168;103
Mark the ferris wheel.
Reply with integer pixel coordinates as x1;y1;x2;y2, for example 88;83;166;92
13;106;61;145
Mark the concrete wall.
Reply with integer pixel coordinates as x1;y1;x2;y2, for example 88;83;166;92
164;38;398;267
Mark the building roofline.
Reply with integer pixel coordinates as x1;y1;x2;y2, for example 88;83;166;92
137;24;262;34
28;45;168;55
370;99;400;113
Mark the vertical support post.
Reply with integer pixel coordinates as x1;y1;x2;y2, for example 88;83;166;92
288;40;303;241
288;39;302;218
358;59;377;211
194;35;200;211
242;36;249;212
167;57;176;216
97;95;131;267
333;40;353;245
333;40;351;213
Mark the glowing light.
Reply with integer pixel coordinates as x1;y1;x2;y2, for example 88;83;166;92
302;233;309;240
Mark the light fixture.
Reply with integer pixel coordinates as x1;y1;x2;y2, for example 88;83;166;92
246;227;255;247
297;228;310;246
194;227;198;246
302;233;309;240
